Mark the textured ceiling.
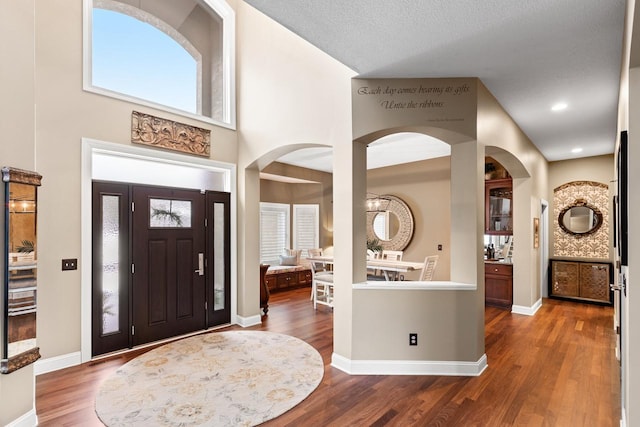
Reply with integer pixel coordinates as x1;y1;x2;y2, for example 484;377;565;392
246;0;626;170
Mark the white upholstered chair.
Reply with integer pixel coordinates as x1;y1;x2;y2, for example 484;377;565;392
418;255;439;281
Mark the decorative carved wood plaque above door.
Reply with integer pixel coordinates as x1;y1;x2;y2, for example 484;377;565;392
131;111;211;157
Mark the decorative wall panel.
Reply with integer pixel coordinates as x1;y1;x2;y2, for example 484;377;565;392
553;181;609;259
131;111;211;157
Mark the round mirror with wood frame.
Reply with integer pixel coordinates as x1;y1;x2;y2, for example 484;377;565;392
558;198;603;236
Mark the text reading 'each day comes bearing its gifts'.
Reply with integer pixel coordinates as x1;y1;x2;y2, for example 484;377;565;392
357;83;471;110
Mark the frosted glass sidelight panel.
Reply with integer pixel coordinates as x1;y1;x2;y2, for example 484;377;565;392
102;195;120;335
149;199;192;228
213;202;225;310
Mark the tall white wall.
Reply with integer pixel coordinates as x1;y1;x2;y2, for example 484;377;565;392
625;65;640;427
0;1;38;424
235;1;355;322
2;0;238;423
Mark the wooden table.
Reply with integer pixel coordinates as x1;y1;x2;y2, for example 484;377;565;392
308;256;424;281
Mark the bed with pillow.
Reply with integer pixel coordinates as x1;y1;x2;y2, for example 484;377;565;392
264;249;312;292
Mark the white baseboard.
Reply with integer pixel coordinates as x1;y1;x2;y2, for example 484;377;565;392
512;298;542;316
331;352;488;376
235;314;262;327
6;408;37;427
34;351;81;376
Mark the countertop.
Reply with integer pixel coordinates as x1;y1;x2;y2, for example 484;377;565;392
484;258;513;265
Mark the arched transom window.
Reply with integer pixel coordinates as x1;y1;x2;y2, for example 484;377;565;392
84;0;235;127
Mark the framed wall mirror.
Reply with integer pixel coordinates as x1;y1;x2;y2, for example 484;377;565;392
366;194;414;251
1;167;42;374
558;198;603;237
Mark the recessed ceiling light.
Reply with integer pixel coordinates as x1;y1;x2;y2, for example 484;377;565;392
551;102;568;112
571;147;583;154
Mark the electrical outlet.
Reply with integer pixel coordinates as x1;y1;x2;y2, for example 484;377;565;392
437;244;443;251
62;258;78;271
409;333;418;346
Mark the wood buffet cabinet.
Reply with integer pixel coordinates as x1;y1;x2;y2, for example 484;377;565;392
549;259;612;305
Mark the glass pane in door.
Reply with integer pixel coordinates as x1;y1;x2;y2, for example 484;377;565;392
488;186;512;232
149;198;192;228
213;202;225;310
101;195;120;335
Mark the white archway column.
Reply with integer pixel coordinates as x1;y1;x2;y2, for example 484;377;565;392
331;138;367;361
450;140;485;358
512;177;537;309
236;166;261;325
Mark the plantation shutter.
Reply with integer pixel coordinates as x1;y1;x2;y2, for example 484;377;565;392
293;204;319;258
373;211;389;240
260;203;290;264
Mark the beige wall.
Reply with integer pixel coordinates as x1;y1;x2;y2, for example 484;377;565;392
0;0;628;424
4;1;242;422
0;0;38;423
477;81;549;307
625;65;640;426
549;155;614;190
236;1;355;322
261;162;333;250
348;76;548;363
34;0;237;362
548;155;614;260
367;156;451;281
352;78;478;143
349;78;486;363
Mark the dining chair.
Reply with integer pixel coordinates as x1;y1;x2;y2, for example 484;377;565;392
382;250;403;261
308;248;329;300
378;250;404;280
310;261;334;309
418;255;439;281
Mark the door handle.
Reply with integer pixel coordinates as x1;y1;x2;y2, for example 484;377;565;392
195;253;204;276
610;283;622;291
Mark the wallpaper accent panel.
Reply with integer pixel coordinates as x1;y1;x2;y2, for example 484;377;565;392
553;181;609;259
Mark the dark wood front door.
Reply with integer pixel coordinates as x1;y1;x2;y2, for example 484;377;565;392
92;182;231;356
131;185;206;345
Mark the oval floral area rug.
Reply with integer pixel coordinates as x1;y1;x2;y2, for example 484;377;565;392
95;331;324;426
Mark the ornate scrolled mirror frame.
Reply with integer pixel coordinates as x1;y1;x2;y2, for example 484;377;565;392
366;194;414;251
1;166;42;374
558;198;603;237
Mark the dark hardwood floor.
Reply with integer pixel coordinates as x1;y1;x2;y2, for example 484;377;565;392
36;288;620;426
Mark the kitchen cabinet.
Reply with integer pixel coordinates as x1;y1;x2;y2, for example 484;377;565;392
485;178;513;235
485;262;513;309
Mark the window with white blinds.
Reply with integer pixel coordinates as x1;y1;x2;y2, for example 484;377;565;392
260;203;290;264
293;204;319;258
